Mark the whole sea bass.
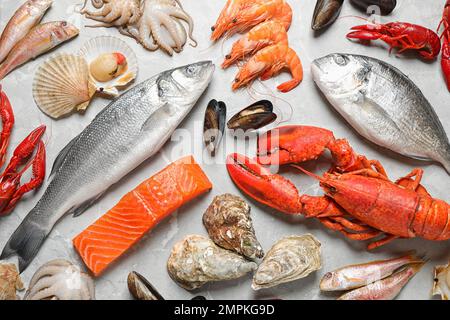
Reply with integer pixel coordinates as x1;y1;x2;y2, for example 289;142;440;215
0;0;53;63
1;61;215;272
312;53;450;173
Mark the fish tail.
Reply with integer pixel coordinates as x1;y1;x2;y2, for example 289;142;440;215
0;212;49;273
437;143;450;174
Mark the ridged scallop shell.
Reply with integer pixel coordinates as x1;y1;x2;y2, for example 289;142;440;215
0;263;23;300
432;261;450;300
33;53;96;119
252;234;322;290
79;36;138;96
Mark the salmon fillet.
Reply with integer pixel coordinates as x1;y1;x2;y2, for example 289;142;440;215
73;156;212;276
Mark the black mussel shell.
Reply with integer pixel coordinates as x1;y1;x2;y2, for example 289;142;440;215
227;100;277;131
127;271;165;300
191;296;207;300
203;99;226;157
350;0;397;15
312;0;344;31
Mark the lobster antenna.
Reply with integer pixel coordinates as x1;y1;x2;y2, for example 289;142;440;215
291;164;324;181
337;15;376;24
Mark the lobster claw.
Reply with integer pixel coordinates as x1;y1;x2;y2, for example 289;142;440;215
347;24;384;41
442;41;450;91
226;153;302;214
256;125;335;165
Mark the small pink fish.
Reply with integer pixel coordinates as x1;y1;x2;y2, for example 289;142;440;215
0;21;79;80
338;263;425;300
0;0;53;63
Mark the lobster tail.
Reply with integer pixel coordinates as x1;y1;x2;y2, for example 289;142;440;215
411;198;450;241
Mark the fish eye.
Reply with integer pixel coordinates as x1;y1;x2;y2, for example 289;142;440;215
61;21;67;27
334;55;348;66
185;65;198;76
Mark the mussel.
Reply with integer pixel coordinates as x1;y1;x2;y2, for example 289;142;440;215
312;0;344;31
167;235;257;290
203;194;264;259
350;0;397;15
252;234;322;290
127;271;165;300
227;100;277;131
204;99;226;156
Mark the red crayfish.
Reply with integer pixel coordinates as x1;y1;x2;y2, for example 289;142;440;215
347;21;442;60
226;125;450;250
439;0;450;90
0;86;46;216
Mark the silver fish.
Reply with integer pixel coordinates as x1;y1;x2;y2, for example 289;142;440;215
1;61;215;272
312;53;450;173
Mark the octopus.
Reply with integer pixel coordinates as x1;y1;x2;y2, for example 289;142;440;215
24;259;95;300
0;263;23;300
81;0;141;27
167;235;257;290
203;194;264;260
121;0;197;55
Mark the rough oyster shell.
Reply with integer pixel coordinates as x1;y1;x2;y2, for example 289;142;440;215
167;235;257;290
0;263;23;300
79;36;138;96
33;53;96;119
432;261;449;300
128;271;165;300
25;259;95;300
252;234;322;290
203;194;264;259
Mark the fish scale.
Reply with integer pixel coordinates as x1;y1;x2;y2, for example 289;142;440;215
1;62;215;272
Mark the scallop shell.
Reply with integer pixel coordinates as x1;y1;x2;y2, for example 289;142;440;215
167;235;258;290
432;261;450;300
33;53;96;119
252;234;322;290
79;36;138;96
0;263;23;300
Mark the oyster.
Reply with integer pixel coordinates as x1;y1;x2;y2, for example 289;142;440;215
167;235;257;290
25;259;95;300
227;100;277;131
432;261;450;300
203;99;226;156
128;271;165;300
0;263;23;300
203;194;264;259
252;234;322;290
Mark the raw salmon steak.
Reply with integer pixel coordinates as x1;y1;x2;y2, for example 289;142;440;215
73;156;212;276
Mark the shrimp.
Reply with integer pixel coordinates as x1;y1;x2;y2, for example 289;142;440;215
222;20;288;69
232;43;303;93
211;0;291;41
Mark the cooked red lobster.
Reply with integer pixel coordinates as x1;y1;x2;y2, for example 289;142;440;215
347;21;441;60
227;126;450;249
439;0;450;90
0;86;46;215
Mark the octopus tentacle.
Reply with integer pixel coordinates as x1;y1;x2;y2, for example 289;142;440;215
26;277;57;299
158;12;183;52
162;7;197;47
139;17;159;51
149;15;173;55
28;266;65;289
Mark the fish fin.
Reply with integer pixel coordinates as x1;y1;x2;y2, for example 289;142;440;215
0;218;48;273
140;102;170;132
50;134;80;178
69;193;105;218
436;143;450;174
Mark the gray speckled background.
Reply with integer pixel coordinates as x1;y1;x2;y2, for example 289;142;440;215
0;0;448;300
